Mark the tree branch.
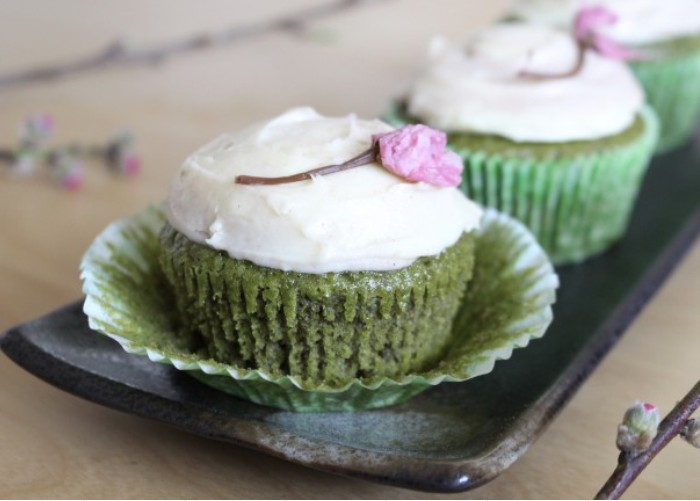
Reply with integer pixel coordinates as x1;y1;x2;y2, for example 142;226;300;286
595;380;700;500
0;0;389;90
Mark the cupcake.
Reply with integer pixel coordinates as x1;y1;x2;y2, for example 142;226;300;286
81;109;560;411
509;0;700;152
159;108;482;388
386;24;658;264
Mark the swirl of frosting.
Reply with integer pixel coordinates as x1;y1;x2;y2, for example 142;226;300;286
510;0;700;45
166;107;482;274
406;24;644;142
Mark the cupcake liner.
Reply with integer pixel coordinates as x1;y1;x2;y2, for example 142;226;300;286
81;205;558;412
386;104;658;265
629;45;700;153
158;223;476;386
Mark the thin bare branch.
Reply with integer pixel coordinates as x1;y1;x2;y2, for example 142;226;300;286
595;380;700;500
0;0;389;90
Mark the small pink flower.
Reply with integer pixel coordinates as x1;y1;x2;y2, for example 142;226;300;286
575;6;647;61
61;169;83;191
19;113;55;144
34;114;54;134
51;152;83;191
374;125;463;187
120;154;141;177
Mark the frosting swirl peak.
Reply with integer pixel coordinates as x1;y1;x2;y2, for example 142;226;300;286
406;24;644;142
510;0;700;45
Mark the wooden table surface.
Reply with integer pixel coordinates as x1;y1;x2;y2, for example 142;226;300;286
1;1;698;498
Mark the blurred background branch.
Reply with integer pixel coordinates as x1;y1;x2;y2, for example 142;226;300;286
0;0;388;90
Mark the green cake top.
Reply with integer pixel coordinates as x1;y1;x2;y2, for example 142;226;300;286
385;101;653;160
634;31;700;58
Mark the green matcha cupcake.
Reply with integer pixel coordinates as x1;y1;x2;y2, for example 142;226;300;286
158;108;482;388
510;0;700;152
628;34;700;152
387;24;658;264
81;204;559;412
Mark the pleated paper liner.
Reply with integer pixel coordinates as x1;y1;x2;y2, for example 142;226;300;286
158;223;476;387
385;103;658;265
629;34;700;153
81;205;558;412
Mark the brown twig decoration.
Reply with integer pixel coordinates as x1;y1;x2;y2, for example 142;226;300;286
518;39;588;81
595;380;700;500
235;147;377;185
0;0;389;90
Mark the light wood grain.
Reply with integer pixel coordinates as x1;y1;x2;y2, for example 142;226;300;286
0;1;698;498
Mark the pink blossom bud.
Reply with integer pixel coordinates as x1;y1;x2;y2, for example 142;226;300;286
374;124;463;187
120;154;141;177
574;6;618;40
34;114;54;134
20;113;54;144
616;401;660;455
681;419;700;449
51;153;83;191
574;7;647;61
60;169;83;191
106;129;139;177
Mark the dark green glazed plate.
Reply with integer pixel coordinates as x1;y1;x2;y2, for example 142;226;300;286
1;137;699;493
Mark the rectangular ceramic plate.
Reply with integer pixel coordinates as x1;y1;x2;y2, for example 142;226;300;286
2;139;699;493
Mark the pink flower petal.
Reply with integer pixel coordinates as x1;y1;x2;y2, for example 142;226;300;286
121;154;141;176
375;124;463;187
36;113;54;133
575;6;618;40
574;6;647;61
61;170;83;191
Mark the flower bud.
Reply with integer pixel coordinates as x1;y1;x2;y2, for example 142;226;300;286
616;401;660;455
681;419;700;449
106;130;139;177
574;7;648;61
51;152;83;191
10;150;37;176
19;113;54;145
119;154;141;177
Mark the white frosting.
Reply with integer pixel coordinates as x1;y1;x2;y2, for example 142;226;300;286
166;107;482;274
510;0;700;45
406;25;644;142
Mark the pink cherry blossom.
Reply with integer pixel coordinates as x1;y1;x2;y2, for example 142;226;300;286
574;6;647;61
20;113;55;144
34;114;54;133
374;125;463;187
60;169;83;191
52;153;83;190
574;5;617;40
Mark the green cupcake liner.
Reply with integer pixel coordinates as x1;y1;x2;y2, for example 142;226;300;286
629;38;700;153
158;223;476;387
386;104;658;265
81;205;558;412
